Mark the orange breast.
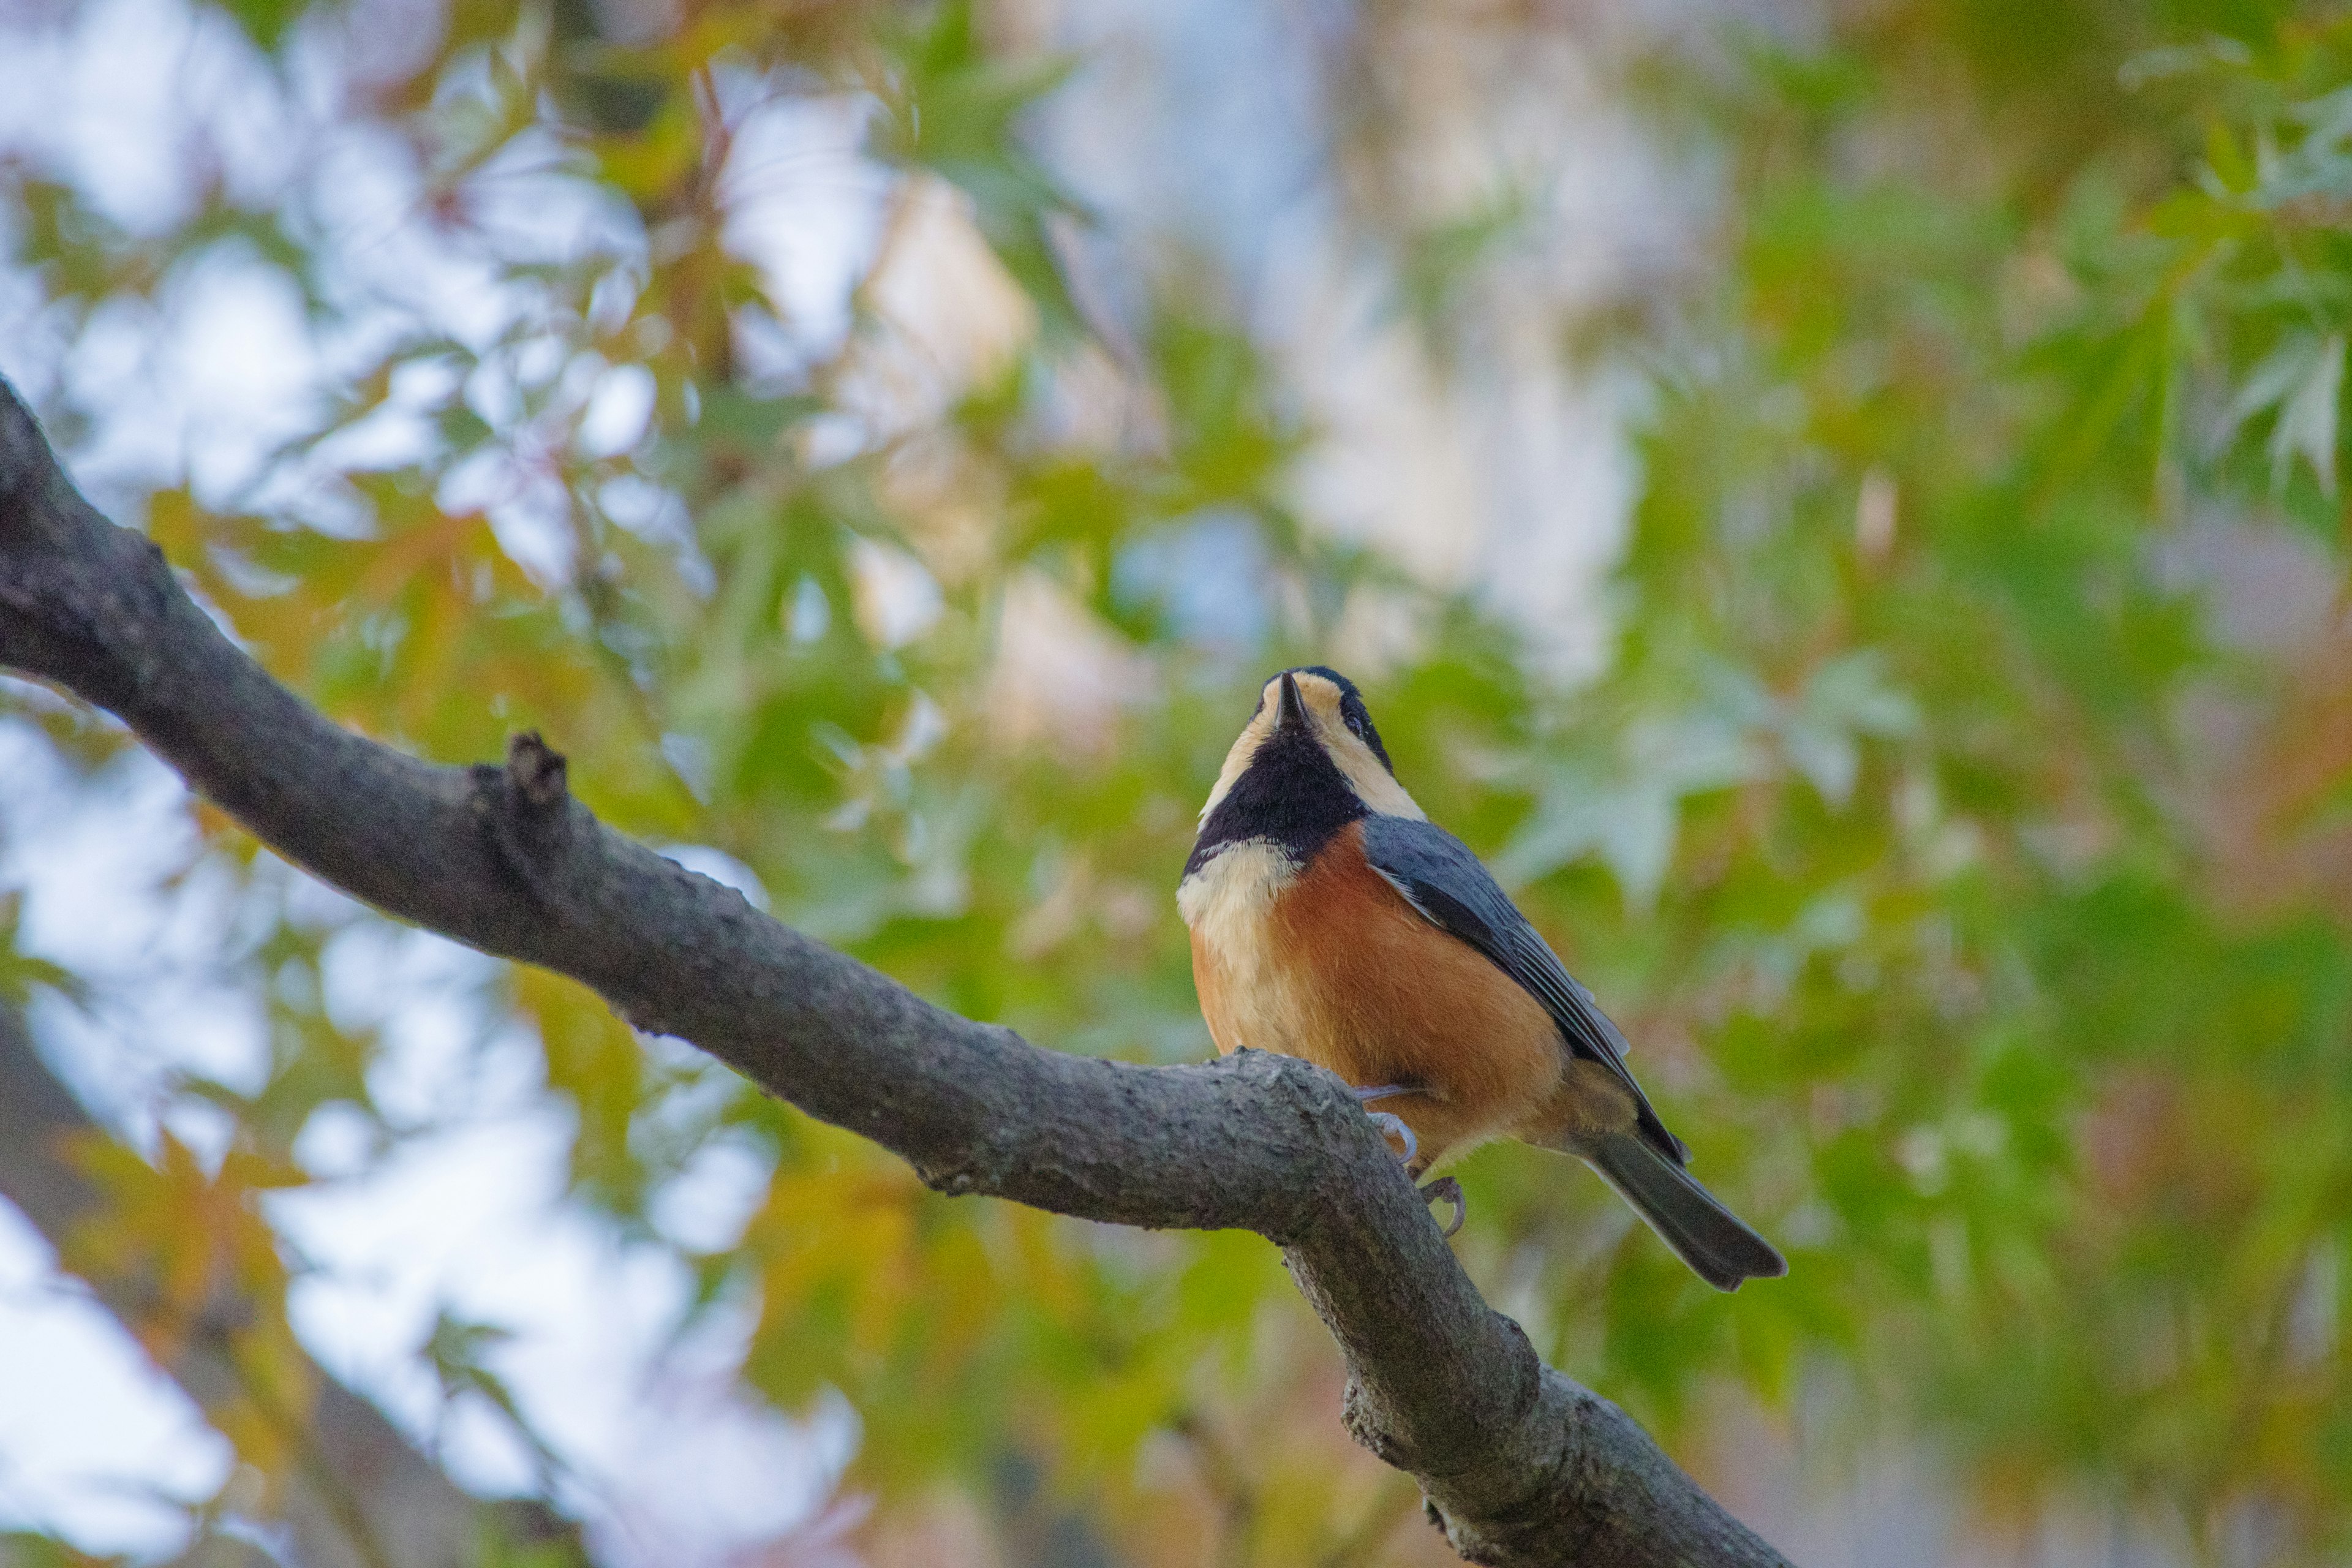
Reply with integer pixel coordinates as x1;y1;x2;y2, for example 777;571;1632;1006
1188;821;1564;1168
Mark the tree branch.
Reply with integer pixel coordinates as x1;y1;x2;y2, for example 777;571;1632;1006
0;375;1790;1567
0;1002;584;1568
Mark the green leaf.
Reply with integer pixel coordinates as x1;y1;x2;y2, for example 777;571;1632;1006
213;0;305;52
2272;334;2345;494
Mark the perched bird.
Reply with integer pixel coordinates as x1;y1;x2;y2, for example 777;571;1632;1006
1178;667;1785;1291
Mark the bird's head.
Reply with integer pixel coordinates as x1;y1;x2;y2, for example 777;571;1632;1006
1189;668;1423;869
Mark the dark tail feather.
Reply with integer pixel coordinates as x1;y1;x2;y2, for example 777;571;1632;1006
1583;1132;1787;1292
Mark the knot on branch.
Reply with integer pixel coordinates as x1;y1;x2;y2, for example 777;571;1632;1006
506;730;570;811
1343;1308;1545;1472
919;1164;982;1197
471;730;579;908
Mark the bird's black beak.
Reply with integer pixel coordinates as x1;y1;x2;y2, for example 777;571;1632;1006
1274;671;1307;734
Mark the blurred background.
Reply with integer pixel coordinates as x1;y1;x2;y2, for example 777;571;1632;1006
2;0;2350;1563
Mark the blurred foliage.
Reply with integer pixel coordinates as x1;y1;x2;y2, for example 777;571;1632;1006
6;0;2352;1563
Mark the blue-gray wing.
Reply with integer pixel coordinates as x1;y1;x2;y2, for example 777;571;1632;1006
1359;813;1689;1164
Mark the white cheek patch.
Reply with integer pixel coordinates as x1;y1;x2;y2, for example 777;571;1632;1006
1293;677;1424;821
1197;684;1283;824
1322;725;1423;820
1177;839;1298;964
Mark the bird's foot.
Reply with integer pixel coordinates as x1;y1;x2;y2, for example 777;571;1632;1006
1419;1175;1466;1238
1351;1085;1418;1164
1361;1109;1418;1168
1351;1084;1460;1234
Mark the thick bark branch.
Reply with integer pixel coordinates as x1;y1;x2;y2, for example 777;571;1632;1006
0;376;1790;1567
0;1003;583;1568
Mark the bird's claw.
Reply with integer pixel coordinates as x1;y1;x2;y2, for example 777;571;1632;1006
1419;1175;1466;1238
1348;1087;1460;1235
1362;1109;1417;1167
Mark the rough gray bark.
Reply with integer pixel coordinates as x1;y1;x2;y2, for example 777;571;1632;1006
0;374;1792;1568
0;1002;584;1568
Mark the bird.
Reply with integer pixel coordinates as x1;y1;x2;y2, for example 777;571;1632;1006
1178;666;1786;1291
